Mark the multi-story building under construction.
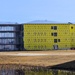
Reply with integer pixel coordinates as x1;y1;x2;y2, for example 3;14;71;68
23;23;75;50
0;23;75;51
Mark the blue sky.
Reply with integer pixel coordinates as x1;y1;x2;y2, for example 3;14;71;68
0;0;75;23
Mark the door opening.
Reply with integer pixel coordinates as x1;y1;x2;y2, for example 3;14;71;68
53;45;58;50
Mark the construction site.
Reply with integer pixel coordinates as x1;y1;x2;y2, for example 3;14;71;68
0;23;75;51
0;23;75;74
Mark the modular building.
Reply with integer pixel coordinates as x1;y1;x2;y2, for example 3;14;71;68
0;24;23;51
23;23;75;50
0;23;75;51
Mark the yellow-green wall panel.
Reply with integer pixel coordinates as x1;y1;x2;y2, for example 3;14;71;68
23;24;75;50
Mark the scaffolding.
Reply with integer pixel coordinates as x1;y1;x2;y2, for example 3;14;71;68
0;24;23;51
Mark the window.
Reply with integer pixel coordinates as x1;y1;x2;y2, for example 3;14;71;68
51;32;57;36
54;32;57;36
54;39;60;43
51;26;53;29
54;39;57;43
58;39;60;42
51;33;53;36
54;26;57;30
71;27;73;29
51;26;57;30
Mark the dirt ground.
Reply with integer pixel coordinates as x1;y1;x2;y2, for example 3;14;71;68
0;50;75;67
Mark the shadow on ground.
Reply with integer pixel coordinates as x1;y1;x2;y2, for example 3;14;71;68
48;60;75;71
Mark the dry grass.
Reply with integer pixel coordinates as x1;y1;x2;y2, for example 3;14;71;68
0;50;74;67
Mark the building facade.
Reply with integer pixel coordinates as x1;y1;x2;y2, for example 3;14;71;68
23;23;75;50
0;24;23;51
